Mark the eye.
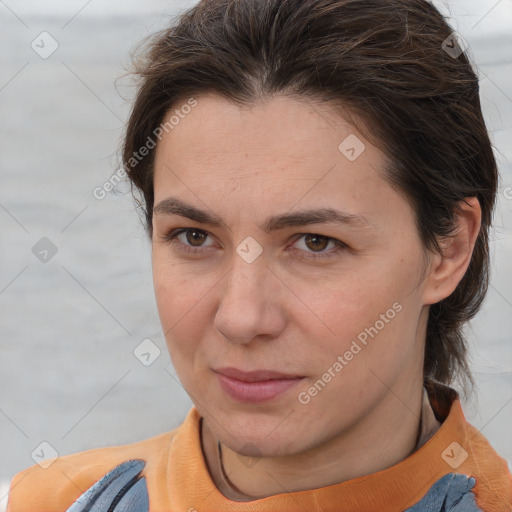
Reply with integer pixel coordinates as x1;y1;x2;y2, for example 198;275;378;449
162;228;347;260
162;228;216;254
290;233;347;260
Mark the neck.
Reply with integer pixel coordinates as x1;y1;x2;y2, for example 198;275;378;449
201;382;425;502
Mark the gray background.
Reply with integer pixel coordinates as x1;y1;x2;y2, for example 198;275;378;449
1;0;511;505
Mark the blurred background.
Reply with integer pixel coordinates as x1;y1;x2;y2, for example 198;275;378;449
0;0;511;506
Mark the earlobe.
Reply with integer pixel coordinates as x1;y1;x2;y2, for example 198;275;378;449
422;197;482;306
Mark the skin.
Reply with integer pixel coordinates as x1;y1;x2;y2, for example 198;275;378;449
151;93;481;500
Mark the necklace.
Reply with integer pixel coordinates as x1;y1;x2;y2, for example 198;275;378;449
217;440;258;499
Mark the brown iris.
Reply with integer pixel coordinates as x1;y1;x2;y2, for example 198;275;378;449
303;234;329;252
185;229;208;246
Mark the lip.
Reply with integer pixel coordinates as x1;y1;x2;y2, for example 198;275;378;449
214;367;305;403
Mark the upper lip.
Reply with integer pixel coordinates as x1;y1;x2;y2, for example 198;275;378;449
214;367;303;382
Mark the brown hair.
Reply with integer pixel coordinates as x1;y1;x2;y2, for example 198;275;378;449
121;0;498;399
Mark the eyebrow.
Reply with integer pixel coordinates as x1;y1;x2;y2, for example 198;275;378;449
153;197;375;232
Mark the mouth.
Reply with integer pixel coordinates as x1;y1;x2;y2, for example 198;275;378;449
213;367;305;403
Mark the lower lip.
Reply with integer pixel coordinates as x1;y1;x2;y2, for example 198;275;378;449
215;373;304;403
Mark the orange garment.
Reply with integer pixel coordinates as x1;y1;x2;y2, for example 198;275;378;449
7;384;512;512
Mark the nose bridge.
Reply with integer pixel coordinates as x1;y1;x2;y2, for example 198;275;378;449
223;243;267;304
214;243;280;343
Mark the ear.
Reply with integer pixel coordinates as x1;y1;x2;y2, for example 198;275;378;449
422;197;482;306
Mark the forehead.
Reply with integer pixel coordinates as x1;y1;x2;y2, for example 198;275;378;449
152;93;405;227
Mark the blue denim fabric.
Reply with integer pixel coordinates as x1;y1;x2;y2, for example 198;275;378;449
65;461;484;512
405;473;483;512
66;459;149;512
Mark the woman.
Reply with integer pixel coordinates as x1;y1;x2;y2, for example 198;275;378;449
7;0;512;510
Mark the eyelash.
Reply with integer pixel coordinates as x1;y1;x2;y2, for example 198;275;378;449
162;228;347;261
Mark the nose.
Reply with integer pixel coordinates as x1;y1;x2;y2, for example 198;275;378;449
214;251;286;345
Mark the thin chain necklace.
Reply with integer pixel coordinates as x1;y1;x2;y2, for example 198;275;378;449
217;440;259;499
212;395;428;501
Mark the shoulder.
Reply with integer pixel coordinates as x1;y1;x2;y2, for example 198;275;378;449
462;421;512;511
424;382;512;511
7;428;179;512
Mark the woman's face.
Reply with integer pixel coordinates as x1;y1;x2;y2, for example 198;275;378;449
151;93;433;456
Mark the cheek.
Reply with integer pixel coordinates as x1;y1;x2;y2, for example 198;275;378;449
152;254;212;357
291;263;415;370
294;271;398;336
153;248;207;319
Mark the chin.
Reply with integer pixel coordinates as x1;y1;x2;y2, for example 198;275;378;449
220;418;313;458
